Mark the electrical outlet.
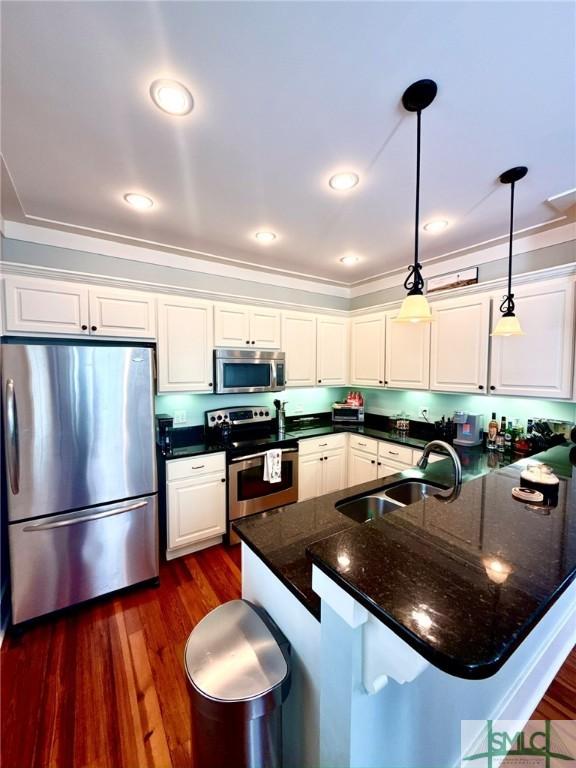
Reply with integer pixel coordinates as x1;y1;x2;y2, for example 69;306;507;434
173;410;187;425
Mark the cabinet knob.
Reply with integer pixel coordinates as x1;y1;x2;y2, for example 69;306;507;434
379;380;383;384
378;462;382;466
221;478;226;483
251;340;255;345
245;340;250;344
209;383;213;387
384;380;389;385
318;379;322;384
490;385;496;391
81;324;88;331
478;385;484;390
319;457;324;461
91;325;97;332
371;460;376;464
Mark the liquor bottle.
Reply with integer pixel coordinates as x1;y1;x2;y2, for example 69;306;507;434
496;416;506;452
504;418;514;452
487;412;498;450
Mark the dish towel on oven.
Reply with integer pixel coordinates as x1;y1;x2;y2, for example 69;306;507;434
263;449;282;483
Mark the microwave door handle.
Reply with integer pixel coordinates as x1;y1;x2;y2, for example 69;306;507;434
5;378;20;495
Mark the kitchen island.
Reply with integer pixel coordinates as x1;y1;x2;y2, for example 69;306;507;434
234;444;576;768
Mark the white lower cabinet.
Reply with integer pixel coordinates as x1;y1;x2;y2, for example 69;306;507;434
348;448;378;486
157;296;214;393
166;453;226;558
298;435;347;501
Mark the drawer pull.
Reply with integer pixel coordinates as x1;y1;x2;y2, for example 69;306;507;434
358;441;367;446
388;451;399;456
319;442;328;447
191;464;205;469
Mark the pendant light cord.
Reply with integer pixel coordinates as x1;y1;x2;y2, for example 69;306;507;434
415;109;421;271
499;179;516;316
507;180;515;299
403;108;425;295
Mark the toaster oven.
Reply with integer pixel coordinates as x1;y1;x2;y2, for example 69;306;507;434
332;403;365;423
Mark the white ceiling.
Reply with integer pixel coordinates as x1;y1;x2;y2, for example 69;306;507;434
1;1;575;284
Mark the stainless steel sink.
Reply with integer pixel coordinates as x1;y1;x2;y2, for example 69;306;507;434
336;495;402;523
336;479;448;524
384;481;445;506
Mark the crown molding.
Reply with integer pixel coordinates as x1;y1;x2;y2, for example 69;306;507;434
1;220;350;299
350;221;576;298
349;262;576;315
0;260;351;316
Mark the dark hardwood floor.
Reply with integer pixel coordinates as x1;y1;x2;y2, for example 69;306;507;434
1;544;574;768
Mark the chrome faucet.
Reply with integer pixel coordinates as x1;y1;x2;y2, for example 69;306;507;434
417;440;462;500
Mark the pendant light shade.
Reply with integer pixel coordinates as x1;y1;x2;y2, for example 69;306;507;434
396;79;437;324
491;166;528;337
396;294;433;323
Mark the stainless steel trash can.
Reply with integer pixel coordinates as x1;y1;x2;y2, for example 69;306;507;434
184;599;291;768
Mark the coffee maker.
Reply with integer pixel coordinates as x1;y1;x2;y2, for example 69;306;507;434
453;412;484;447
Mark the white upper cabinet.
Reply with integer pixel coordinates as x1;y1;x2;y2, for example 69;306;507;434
316;315;349;386
4;275;90;335
214;303;251;346
385;313;430;390
157;296;214;393
430;295;490;393
214;303;280;348
3;276;156;339
489;280;575;399
250;307;281;348
88;287;156;338
282;311;317;387
350;313;386;387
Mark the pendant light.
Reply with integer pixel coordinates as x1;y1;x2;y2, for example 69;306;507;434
491;166;528;337
396;79;437;323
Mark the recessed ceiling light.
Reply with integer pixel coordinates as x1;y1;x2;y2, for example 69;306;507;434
423;219;449;233
254;231;277;244
123;192;154;210
149;79;194;116
329;172;360;191
340;254;360;265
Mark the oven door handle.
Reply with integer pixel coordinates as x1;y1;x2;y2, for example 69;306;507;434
230;447;298;463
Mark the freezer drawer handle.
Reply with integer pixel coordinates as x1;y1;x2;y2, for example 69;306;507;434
6;379;20;495
22;500;148;531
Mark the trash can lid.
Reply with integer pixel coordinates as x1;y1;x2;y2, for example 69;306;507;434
184;600;289;702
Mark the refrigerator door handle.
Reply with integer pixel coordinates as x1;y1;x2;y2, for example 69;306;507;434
6;378;20;495
22;500;148;531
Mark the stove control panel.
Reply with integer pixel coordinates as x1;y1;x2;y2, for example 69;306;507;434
205;406;272;428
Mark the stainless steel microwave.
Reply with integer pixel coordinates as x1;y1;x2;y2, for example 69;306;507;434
214;349;286;394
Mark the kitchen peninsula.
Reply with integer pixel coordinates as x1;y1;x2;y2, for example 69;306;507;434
235;444;576;768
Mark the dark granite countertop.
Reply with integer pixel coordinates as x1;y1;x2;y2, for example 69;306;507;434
234;444;576;679
159;418;435;460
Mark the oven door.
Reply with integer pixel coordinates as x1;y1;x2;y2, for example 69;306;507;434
228;448;298;539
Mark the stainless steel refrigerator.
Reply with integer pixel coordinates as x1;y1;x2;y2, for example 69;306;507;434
2;342;158;624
